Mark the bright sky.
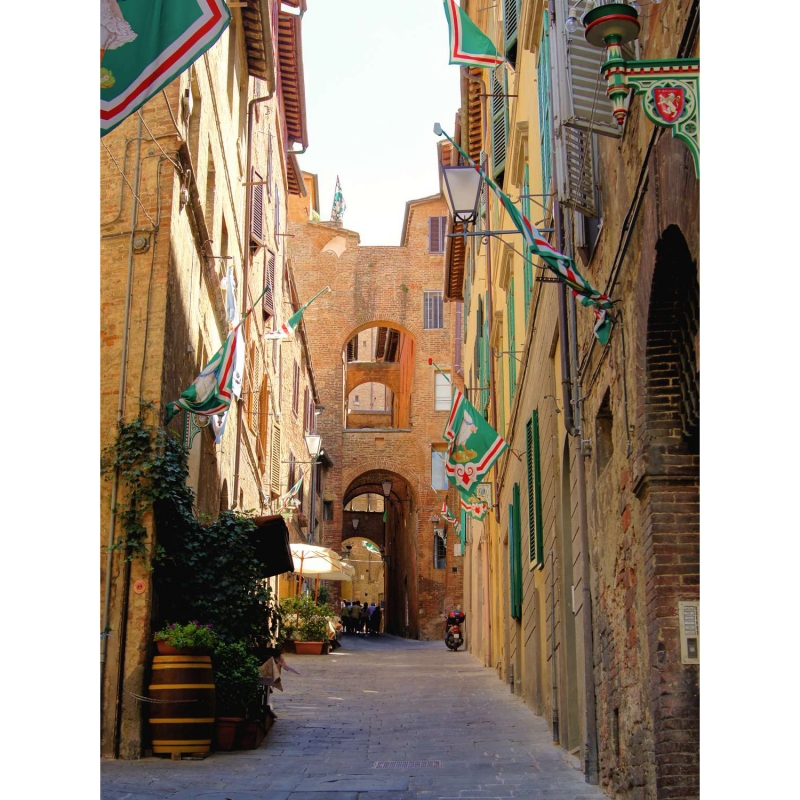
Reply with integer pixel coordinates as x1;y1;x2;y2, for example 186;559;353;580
297;0;461;245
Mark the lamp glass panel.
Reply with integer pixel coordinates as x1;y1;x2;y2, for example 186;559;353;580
305;433;322;459
442;167;482;221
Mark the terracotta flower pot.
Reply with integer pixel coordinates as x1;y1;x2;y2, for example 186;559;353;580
155;641;211;656
294;641;324;655
215;717;243;751
238;720;266;750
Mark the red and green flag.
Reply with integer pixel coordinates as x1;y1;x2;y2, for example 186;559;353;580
459;491;489;521
434;124;614;345
166;329;237;423
442;0;505;68
443;387;508;494
265;287;331;341
101;0;231;136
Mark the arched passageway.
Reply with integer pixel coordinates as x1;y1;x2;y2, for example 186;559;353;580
343;469;417;637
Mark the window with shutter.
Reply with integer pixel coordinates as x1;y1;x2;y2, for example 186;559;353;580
270;422;281;492
292;361;299;417
258;378;269;470
274;185;281;247
525;409;544;568
522;164;534;322
423;291;444;329
504;0;520;69
267;135;273;199
428;216;446;254
537;13;552;198
490;65;508;182
251;170;264;245
288;451;296;491
263;250;275;318
454;301;463;373
303;386;310;432
507;276;517;403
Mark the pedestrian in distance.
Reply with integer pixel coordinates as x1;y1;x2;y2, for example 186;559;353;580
370;604;382;635
340;601;351;634
350;600;361;634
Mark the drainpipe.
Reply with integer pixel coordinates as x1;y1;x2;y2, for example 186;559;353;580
554;201;575;435
101;115;143;707
567;288;599;784
232;88;274;508
550;548;559;744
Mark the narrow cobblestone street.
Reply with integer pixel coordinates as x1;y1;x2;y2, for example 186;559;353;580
101;635;607;799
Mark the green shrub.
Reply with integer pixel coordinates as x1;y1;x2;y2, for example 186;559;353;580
213;641;261;719
280;594;332;643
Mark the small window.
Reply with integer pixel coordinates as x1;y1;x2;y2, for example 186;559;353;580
323;500;334;521
434;529;447;569
428;216;447;254
424;291;444;329
431;447;448;491
434;372;451;411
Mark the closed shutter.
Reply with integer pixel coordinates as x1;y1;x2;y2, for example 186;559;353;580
263;250;275;317
303;386;310;431
249;348;263;433
536;13;552;198
507;276;517;402
504;0;520;66
557;126;597;216
428;216;446;254
522;164;534;321
258;378;269;470
424;291;444;329
288;451;295;489
552;0;625;138
270;422;281;492
525;409;544;567
454;301;463;373
251;170;264;244
274;185;280;245
490;64;508;180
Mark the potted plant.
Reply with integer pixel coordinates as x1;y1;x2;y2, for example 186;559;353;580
153;620;217;655
213;642;260;750
294;613;330;655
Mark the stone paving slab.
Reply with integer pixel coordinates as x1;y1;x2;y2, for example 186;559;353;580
102;635;607;799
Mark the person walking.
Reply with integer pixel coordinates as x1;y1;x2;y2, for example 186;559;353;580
370;604;382;635
350;600;361;634
340;601;351;635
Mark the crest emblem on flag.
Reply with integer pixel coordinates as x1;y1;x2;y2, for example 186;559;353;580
101;0;231;136
443;389;507;493
653;87;685;124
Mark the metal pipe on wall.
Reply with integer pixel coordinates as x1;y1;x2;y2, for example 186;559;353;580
102;115;144;706
232;89;274;508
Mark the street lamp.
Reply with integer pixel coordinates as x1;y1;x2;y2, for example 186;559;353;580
352;518;359;530
439;162;483;226
305;433;323;543
381;480;392;498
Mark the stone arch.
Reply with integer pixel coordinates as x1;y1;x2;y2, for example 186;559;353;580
341;318;423;351
635;222;700;799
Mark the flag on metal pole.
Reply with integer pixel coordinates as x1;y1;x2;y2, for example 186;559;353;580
165;329;237;423
434;124;614;345
278;471;305;512
101;0;231;136
265;286;332;340
442;0;505;68
331;176;346;223
443;387;508;494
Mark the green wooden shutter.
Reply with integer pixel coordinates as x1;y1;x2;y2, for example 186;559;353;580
510;483;522;620
537;12;552;198
522;163;534;323
507;276;517;403
491;65;508;181
525;410;544;567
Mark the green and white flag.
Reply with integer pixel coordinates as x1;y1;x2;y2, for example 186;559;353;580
265;287;331;340
443;388;508;494
331;176;346;222
363;541;381;554
101;1;231;136
166;329;237;423
459;490;489;521
442;0;505;69
278;471;305;512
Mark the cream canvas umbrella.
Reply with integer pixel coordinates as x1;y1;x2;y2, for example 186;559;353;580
289;543;354;600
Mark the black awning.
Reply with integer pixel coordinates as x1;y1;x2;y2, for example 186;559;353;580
252;515;294;578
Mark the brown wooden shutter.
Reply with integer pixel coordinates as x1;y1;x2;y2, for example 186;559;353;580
292;361;299;416
258;378;269;470
263;250;275;317
270;422;281;492
251;170;264;244
303;386;310;431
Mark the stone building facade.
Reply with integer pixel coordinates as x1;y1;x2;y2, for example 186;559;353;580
100;1;319;758
287;187;463;640
444;1;699;798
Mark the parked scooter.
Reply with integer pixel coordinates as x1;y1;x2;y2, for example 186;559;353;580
445;609;466;651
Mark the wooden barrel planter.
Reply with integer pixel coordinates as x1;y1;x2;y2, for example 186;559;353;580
147;654;216;756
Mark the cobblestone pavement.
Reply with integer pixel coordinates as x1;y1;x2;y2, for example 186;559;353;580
102;634;607;799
